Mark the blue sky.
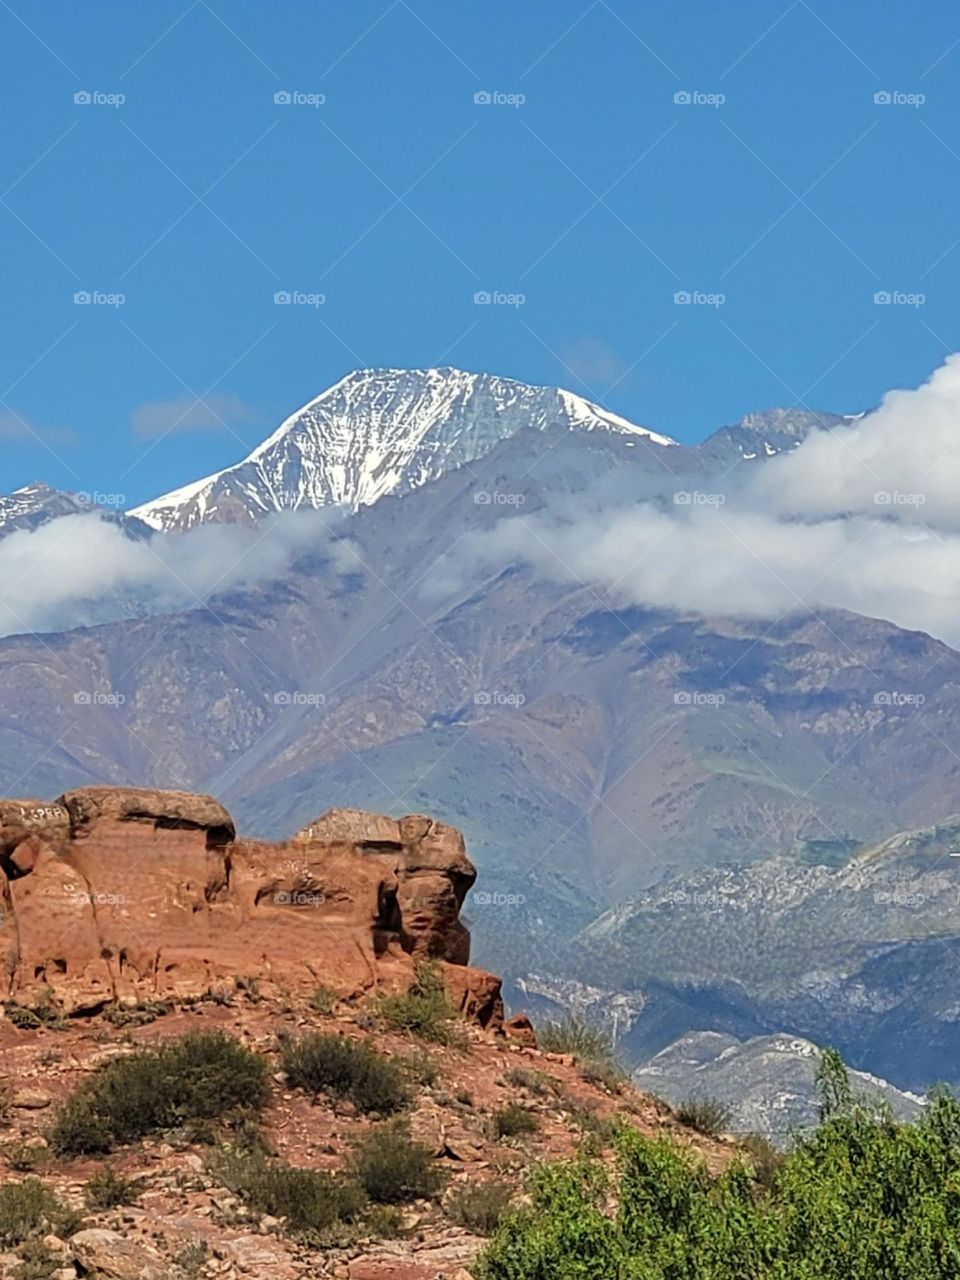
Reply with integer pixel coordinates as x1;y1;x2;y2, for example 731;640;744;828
3;0;960;505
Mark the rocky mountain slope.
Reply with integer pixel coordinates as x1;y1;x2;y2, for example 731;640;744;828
128;368;677;532
632;1030;924;1144
567;813;960;1092
0;785;732;1280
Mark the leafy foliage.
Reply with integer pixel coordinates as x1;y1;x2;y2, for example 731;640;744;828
50;1030;269;1154
478;1053;960;1280
280;1033;408;1114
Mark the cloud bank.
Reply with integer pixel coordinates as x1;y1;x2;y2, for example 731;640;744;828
0;510;345;637
433;354;960;647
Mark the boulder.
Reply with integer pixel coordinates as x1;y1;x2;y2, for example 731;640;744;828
70;1228;169;1280
59;785;235;843
503;1013;538;1048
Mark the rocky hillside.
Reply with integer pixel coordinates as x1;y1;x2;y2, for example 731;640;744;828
0;787;732;1280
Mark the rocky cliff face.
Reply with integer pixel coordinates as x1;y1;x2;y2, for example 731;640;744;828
0;786;502;1029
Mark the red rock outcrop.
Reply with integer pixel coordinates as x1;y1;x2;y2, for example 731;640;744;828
0;786;503;1028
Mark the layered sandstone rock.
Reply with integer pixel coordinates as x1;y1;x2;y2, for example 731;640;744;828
0;786;503;1028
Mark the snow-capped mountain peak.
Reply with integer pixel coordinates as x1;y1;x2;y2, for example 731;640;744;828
128;367;675;532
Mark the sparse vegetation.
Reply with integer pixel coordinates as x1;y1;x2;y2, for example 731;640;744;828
674;1095;732;1138
376;962;464;1045
504;1066;554;1096
493;1103;540;1139
217;1149;366;1240
3;1141;50;1173
538;1015;617;1068
85;1164;143;1208
280;1033;408;1115
50;1029;269;1155
348;1121;446;1203
308;985;338;1015
0;1178;79;1246
446;1180;514;1234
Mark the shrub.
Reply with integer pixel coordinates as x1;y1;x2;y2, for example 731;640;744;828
0;1178;80;1246
538;1016;617;1068
219;1151;366;1240
479;1054;960;1280
504;1067;553;1096
349;1121;446;1204
280;1034;408;1115
51;1030;269;1155
446;1180;514;1234
493;1104;540;1139
404;1048;440;1087
674;1095;732;1138
308;986;337;1015
3;1142;50;1173
85;1165;143;1208
376;963;463;1046
13;1238;61;1280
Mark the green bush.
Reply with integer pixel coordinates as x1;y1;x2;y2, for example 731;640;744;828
280;1034;408;1115
349;1121;446;1204
674;1095;732;1138
219;1151;366;1240
478;1053;960;1280
85;1165;143;1208
0;1178;80;1246
446;1180;514;1234
376;963;463;1045
51;1030;269;1155
493;1104;540;1139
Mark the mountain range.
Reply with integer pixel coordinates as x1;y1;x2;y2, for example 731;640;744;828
1;365;953;1108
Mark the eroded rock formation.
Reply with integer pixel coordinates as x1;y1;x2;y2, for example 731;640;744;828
0;788;503;1028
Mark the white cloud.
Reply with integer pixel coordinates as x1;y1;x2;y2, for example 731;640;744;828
0;510;344;637
430;354;960;647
